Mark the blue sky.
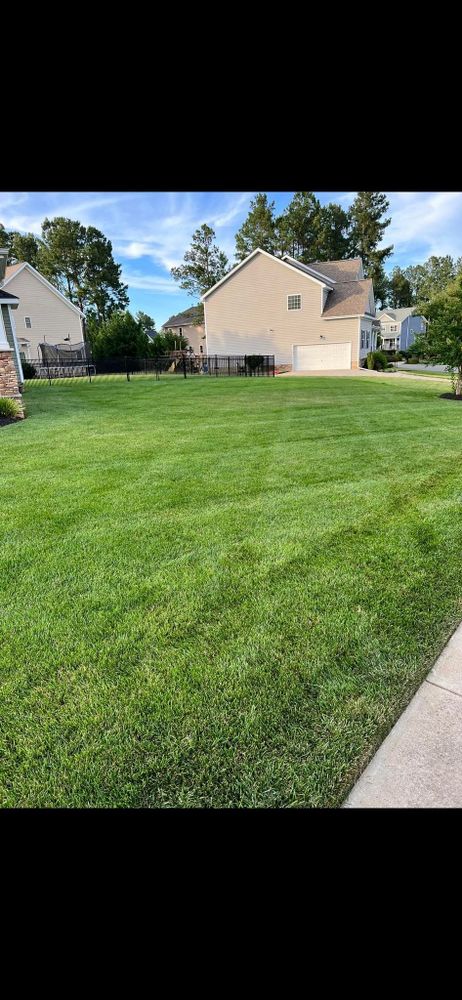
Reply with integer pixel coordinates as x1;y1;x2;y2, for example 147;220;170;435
1;191;462;327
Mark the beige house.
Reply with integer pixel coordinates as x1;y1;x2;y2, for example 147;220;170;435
202;249;377;370
161;306;206;354
1;262;84;362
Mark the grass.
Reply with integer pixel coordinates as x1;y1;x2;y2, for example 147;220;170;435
2;374;462;808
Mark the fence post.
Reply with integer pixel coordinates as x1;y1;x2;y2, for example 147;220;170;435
183;353;187;379
126;356;130;382
88;363;92;384
273;355;275;377
244;354;247;377
228;356;230;377
215;354;218;377
47;359;51;386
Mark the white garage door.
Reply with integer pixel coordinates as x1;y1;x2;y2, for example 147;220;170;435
293;343;351;371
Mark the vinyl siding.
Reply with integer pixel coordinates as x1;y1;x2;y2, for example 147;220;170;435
5;267;83;360
174;324;205;353
1;305;23;381
359;318;373;359
204;253;360;366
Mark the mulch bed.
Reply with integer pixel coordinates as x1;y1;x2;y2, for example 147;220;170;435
440;393;462;402
0;417;21;427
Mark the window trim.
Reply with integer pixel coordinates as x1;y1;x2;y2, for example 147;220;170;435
287;294;302;311
24;316;32;329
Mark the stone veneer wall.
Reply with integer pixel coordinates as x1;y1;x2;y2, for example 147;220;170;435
0;350;24;416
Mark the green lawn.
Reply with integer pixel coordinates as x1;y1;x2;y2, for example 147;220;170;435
2;375;462;807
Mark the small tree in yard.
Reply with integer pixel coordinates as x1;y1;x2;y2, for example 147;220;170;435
91;311;150;360
413;275;462;397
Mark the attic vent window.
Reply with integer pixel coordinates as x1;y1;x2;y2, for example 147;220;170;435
288;294;302;311
24;316;32;329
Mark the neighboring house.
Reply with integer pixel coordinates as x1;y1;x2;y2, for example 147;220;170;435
0;247;24;411
1;262;84;362
377;308;427;352
202;249;376;370
161;306;205;354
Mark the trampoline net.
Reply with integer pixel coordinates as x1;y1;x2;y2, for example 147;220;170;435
39;341;89;364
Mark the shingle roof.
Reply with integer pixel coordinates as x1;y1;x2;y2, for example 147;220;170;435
322;278;374;318
308;259;363;283
377;307;415;321
4;262;24;279
162;306;203;329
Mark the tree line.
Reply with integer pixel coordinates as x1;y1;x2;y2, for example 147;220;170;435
171;191;392;307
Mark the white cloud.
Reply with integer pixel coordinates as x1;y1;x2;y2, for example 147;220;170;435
122;270;177;293
383;192;462;262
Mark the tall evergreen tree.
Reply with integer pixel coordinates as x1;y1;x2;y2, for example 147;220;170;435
311;202;351;261
136;311;156;334
171;224;229;297
235;193;277;260
275;192;320;262
387;266;413;308
349;192;393;306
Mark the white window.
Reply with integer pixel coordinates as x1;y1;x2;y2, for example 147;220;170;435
390;324;397;332
24;316;32;329
179;327;182;335
366;332;370;349
361;330;365;349
287;294;302;311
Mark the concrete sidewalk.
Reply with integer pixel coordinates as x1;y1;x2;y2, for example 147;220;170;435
343;623;462;808
278;369;450;383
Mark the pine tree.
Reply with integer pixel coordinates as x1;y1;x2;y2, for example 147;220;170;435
349;192;393;306
171;224;229;298
311;203;351;262
275;192;320;262
235;193;277;260
388;267;413;308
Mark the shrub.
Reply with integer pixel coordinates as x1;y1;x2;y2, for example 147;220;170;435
366;350;388;371
408;356;420;364
394;351;404;361
0;396;22;419
22;361;37;379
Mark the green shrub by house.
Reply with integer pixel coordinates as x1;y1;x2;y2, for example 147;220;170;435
0;397;21;419
366;350;388;371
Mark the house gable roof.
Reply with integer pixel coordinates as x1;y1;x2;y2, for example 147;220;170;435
308;259;363;283
2;262;84;317
322;278;375;318
377;307;417;322
162;305;203;329
202;248;334;300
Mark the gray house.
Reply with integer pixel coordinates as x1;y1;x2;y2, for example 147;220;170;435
377;308;427;351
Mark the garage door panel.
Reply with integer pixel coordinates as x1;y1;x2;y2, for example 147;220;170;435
293;343;351;371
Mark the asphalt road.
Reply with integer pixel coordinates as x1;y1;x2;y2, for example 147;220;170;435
396;363;452;374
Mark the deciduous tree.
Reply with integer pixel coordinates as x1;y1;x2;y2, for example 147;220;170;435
90;311;150;360
413;275;462;396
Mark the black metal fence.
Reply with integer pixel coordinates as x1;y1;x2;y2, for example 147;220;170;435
22;353;275;383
